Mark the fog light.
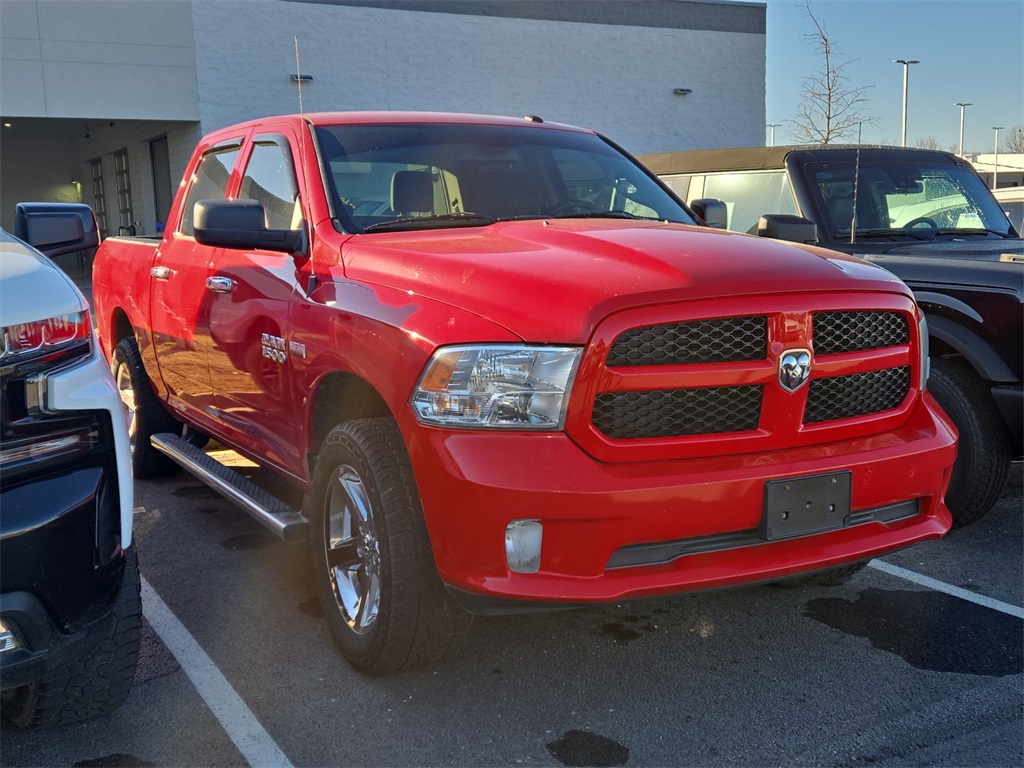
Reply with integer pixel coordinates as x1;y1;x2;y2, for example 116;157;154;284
505;520;543;573
0;619;22;654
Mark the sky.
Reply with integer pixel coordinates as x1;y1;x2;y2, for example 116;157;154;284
755;0;1023;153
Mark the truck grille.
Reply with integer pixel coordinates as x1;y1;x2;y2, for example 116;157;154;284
593;386;762;439
805;366;910;423
813;311;908;354
591;309;914;442
607;316;767;366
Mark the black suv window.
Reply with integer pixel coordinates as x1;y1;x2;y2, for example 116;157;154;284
798;159;1013;237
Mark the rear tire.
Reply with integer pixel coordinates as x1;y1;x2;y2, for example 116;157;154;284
112;337;181;478
928;357;1011;527
1;548;142;729
306;418;472;673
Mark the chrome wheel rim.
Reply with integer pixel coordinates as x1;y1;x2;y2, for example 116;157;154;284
324;465;381;635
114;361;138;452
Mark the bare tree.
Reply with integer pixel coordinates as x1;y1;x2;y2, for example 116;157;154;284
1005;124;1024;153
913;137;958;153
791;1;877;144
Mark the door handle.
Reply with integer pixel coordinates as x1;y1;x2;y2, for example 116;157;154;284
151;266;171;281
205;276;235;294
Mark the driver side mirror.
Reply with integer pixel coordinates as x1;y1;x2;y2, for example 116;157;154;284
14;203;100;258
193;199;306;255
690;198;728;229
757;214;818;244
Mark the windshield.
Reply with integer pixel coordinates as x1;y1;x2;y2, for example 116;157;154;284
798;157;1015;239
315;123;696;233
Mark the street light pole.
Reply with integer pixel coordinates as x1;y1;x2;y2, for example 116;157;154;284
992;126;1004;189
955;102;972;156
894;59;919;147
766;123;780;147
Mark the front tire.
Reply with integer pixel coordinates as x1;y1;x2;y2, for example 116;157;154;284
928;357;1011;527
306;419;471;673
1;548;142;729
112;337;181;478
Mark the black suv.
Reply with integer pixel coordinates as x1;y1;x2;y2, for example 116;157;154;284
642;146;1023;526
1;204;140;728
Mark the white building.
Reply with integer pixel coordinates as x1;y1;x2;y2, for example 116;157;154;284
965;153;1024;190
1;0;767;235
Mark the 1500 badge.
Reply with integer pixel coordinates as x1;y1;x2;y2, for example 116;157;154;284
262;333;287;363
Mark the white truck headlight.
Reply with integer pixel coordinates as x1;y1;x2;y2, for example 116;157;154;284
411;345;582;430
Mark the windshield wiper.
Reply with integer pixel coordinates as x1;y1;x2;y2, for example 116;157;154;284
850;228;934;241
934;228;1013;238
548;210;661;221
364;212;497;233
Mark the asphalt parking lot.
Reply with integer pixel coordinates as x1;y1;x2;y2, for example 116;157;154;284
2;465;1021;767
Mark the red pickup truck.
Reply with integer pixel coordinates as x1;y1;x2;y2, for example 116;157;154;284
91;112;957;673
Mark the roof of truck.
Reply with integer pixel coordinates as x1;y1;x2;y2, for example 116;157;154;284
205;111;592;137
639;145;963;175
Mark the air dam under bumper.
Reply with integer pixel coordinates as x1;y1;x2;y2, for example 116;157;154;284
407;393;956;611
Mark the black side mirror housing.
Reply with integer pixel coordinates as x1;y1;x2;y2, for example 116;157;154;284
193;199;306;255
690;198;728;229
757;214;818;244
14;203;100;258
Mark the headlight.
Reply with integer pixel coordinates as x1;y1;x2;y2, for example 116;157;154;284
411;345;582;430
918;313;930;391
1;310;91;363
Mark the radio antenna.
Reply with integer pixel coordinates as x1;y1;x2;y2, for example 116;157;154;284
850;121;862;245
294;36;304;115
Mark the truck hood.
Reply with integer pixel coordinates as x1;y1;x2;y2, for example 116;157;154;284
0;231;86;326
874;236;1024;261
342;220;909;342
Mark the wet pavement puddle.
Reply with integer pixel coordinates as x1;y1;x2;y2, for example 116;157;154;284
805;588;1023;676
599;613;658;645
73;755;155;768
546;729;630;767
298;596;324;618
219;533;273;551
170;485;219;500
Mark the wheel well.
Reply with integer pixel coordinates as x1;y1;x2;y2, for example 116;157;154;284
928;335;957;358
926;314;1018;384
111;309;134;346
310;372;392;466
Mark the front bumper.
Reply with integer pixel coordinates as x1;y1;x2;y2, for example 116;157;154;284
1;347;134;632
0;552;130;691
406;392;956;610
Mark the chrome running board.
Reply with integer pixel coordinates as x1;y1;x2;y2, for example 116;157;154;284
151;433;309;543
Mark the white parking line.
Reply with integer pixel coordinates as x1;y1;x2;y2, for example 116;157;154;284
141;577;294;768
868;559;1024;619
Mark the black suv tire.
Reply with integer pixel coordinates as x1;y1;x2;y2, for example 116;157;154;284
928;357;1011;527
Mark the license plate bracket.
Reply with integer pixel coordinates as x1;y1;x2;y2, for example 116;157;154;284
759;471;852;541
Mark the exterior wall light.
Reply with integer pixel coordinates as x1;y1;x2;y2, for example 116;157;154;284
673;88;693;96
